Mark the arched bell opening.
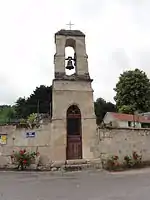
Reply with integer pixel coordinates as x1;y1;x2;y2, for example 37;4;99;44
66;105;82;160
65;38;77;76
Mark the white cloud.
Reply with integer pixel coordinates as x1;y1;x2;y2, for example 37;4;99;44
0;0;150;104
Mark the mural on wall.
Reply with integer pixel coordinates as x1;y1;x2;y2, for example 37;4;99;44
0;135;7;145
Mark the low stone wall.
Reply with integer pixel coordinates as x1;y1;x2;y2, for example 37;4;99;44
93;128;150;162
1;124;150;171
0;123;52;167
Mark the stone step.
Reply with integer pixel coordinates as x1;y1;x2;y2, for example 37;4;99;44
50;159;102;171
63;163;92;171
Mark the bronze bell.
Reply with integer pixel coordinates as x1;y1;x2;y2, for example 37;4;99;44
66;56;74;70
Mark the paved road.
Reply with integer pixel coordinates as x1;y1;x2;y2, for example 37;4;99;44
0;168;150;199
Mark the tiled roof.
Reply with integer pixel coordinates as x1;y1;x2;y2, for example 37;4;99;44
108;112;150;123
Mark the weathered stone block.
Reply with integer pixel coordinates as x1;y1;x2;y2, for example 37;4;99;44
0;156;9;167
66;159;87;165
51;167;57;171
29;164;37;170
39;155;50;165
51;161;65;168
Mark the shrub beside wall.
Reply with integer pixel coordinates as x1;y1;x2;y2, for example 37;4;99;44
103;151;144;171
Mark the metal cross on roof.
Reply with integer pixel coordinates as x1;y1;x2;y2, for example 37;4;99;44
66;21;74;30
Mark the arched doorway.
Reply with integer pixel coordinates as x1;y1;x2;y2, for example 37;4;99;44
66;105;82;160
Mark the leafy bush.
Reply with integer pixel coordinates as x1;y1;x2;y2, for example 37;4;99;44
16;113;39;129
124;151;142;168
124;155;133;168
11;149;39;170
105;155;120;171
104;152;143;171
27;113;37;128
132;151;142;166
16;118;28;128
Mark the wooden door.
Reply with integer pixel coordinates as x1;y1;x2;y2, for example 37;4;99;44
66;105;82;160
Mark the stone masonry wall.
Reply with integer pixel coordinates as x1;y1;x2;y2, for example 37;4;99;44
0;123;52;167
1;124;150;170
93;128;150;162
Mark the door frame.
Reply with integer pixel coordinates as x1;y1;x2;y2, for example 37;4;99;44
66;105;82;160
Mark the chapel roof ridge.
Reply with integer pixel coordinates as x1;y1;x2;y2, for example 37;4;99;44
55;29;85;37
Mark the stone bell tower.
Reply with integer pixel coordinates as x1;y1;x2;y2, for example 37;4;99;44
51;29;96;161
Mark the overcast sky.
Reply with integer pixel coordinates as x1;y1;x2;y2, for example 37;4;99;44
0;0;150;105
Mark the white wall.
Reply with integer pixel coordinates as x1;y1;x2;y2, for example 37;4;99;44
103;113;142;128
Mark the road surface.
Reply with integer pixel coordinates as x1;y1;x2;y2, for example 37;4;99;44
0;168;150;199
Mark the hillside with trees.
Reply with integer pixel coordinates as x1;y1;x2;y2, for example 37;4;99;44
0;85;116;125
1;68;150;125
0;105;16;123
0;85;52;124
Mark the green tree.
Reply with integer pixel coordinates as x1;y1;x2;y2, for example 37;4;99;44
114;68;150;113
26;85;52;115
15;85;52;119
118;105;135;114
15;97;28;119
94;98;116;124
